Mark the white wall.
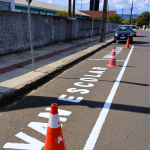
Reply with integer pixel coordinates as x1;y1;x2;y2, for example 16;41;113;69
0;0;15;11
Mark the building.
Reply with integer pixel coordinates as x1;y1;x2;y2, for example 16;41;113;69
0;0;89;18
0;0;15;11
80;10;116;18
6;0;89;18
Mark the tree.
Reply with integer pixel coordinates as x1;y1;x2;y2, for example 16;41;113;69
136;11;149;27
107;14;121;23
94;16;102;20
122;18;134;25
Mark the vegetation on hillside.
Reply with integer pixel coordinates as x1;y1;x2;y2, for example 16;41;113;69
122;18;136;25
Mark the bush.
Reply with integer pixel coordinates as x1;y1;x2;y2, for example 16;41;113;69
55;11;68;17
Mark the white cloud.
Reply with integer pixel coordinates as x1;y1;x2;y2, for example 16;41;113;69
38;0;150;14
47;0;53;4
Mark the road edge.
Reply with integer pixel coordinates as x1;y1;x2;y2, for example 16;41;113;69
0;39;113;106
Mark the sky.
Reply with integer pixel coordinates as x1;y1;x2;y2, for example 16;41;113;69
35;0;150;14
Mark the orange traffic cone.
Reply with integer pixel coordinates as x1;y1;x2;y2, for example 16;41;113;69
125;37;130;49
107;47;118;67
44;103;66;150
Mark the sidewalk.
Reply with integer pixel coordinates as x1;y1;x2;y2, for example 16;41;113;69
0;33;114;105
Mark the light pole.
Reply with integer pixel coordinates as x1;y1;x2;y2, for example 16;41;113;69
80;0;82;18
90;0;95;46
27;0;35;71
121;9;124;24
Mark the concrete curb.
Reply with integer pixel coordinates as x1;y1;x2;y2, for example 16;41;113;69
0;38;113;106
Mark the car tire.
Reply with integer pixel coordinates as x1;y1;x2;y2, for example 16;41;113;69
113;40;116;43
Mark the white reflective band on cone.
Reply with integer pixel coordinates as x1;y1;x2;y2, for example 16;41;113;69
112;49;115;52
48;114;61;128
111;56;116;59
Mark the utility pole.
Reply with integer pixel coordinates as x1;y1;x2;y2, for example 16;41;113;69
100;0;108;42
121;9;124;24
73;0;75;17
27;0;35;71
68;0;71;17
130;0;133;24
90;0;95;46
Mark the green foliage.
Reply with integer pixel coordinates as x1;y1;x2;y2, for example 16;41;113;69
107;14;121;23
136;11;150;27
94;16;102;20
55;11;69;17
122;18;134;25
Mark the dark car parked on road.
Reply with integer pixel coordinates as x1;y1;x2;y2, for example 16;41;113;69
114;25;133;43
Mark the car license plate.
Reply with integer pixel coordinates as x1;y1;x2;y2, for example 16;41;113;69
120;37;125;39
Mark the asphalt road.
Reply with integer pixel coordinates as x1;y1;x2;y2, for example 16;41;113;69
0;30;149;150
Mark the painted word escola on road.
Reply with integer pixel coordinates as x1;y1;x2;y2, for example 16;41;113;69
58;67;107;103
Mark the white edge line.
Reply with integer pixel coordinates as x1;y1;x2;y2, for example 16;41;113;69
83;46;134;150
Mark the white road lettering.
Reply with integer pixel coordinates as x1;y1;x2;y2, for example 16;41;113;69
28;122;47;136
67;88;89;94
58;94;83;103
74;82;94;87
92;67;107;70
84;74;102;78
80;78;98;82
89;71;105;74
3;132;44;150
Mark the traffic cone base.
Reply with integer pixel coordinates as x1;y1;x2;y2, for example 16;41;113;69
44;103;66;150
107;64;118;67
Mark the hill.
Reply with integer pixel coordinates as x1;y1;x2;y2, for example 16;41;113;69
117;14;138;19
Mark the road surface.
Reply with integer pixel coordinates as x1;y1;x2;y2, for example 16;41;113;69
0;30;149;150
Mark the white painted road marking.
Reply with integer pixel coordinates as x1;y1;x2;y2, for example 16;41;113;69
83;46;134;150
3;132;45;150
3;108;72;149
88;59;125;61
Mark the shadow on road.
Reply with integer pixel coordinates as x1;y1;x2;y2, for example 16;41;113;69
132;41;149;44
2;94;149;115
57;77;149;87
136;35;147;37
118;65;136;68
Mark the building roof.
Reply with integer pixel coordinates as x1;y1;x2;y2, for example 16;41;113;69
80;11;116;18
15;0;89;16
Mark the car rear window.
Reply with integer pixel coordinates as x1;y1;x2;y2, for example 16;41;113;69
117;26;132;31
